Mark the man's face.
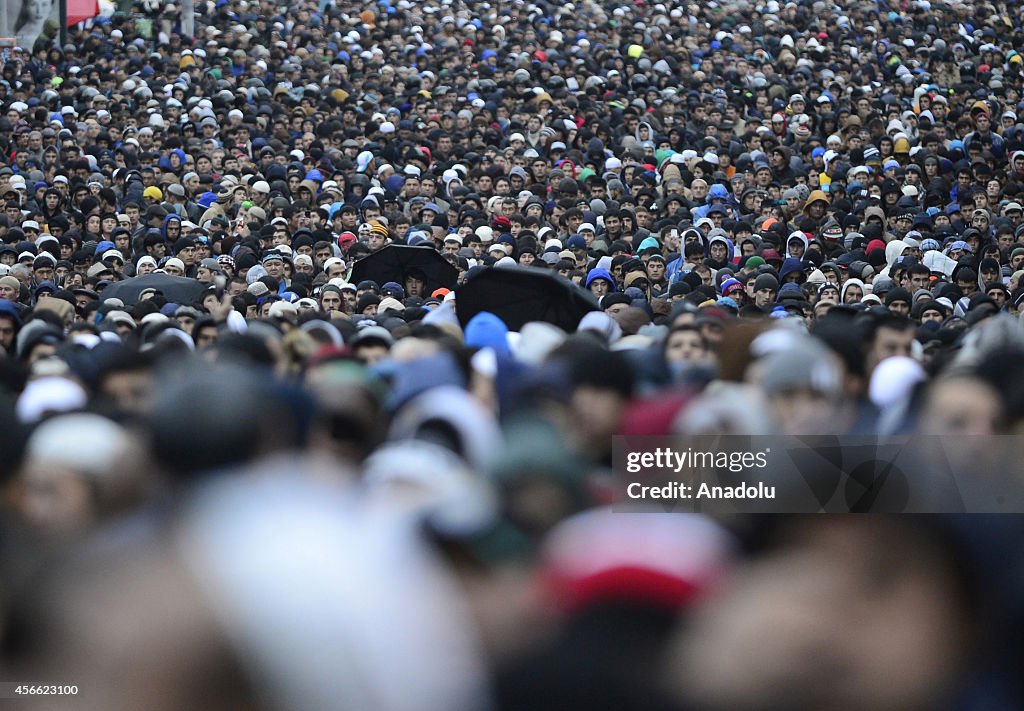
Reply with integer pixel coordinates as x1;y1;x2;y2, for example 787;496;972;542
264;258;284;279
0;282;17;300
0;316;14;351
320;290;342;312
888;299;910;317
194;325;218;348
664;329;707;364
647;260;666;282
754;287;775;307
921;308;944;325
405;275;425;296
710;243;728;262
868;326;915;372
909;271;930;290
177;244;197;266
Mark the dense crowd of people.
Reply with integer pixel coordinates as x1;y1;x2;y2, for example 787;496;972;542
2;0;1024;708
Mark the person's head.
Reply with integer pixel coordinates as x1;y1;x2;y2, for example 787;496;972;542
559;344;635;460
0;275;20;301
262;254;285;279
0;310;17;352
908;264;930;291
753;274;778;308
163;258;185;277
979;259;1001;287
351;327;393;366
16;0;51;28
866;314;916;374
17;412;136;538
319;285;343;313
885;288;912;317
193;318;219;349
842;279;864;304
787;234;805;258
587;271;614;297
919;374;1002;436
709;239;729;263
664;324;709;365
404;271;426;297
956;268;978;296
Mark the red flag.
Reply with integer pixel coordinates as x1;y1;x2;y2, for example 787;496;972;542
67;0;99;26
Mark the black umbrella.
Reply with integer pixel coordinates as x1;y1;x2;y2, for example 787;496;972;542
349;245;458;294
455;266;599;332
101;273;209;305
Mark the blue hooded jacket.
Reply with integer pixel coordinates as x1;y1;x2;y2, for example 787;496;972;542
584;268;616;291
778;257;807;284
161;213;182;245
692;183;736;219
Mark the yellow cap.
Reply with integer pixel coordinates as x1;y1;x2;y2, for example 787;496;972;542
143;186;163;201
627;44;643;59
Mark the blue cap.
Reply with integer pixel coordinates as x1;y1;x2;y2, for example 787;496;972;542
381;282;405;299
811;147;826;158
94;240;115;255
567;235;587;249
